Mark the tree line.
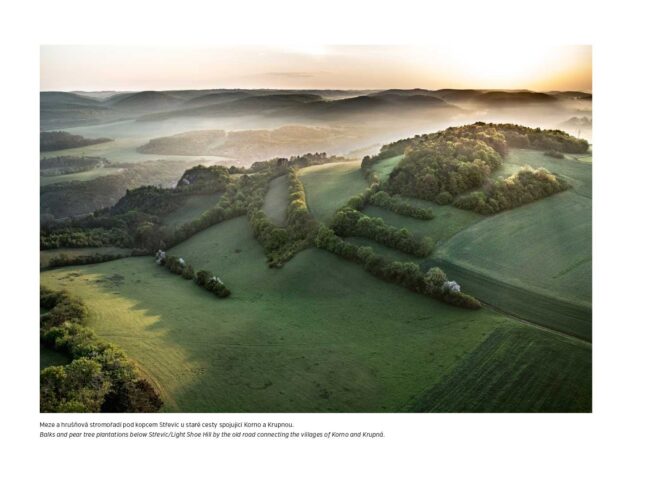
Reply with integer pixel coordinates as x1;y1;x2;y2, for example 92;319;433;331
40;287;163;412
155;250;231;298
368;190;434;220
315;226;480;309
331;207;434;258
42;252;131;270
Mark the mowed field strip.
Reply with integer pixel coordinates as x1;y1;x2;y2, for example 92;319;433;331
41;215;591;412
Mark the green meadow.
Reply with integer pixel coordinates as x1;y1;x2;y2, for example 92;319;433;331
261;174;289;226
161;192;224;230
40;215;591;412
300;160;367;223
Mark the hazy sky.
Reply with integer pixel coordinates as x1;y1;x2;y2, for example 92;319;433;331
41;45;591;92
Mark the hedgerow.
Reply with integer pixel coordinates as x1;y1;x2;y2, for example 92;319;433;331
315;226;480;309
330;207;434;257
154;250;231;297
368;190;434;220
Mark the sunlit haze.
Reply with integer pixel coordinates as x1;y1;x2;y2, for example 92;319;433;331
41;45;591;92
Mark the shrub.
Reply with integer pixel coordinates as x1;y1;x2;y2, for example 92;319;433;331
195;270;231;298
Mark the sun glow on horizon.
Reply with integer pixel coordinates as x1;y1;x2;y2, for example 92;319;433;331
40;45;591;92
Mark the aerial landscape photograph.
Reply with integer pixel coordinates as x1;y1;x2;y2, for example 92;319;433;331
39;45;592;413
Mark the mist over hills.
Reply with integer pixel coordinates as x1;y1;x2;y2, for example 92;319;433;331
40;87;591;130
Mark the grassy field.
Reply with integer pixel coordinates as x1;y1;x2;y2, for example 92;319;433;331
40;167;126;187
406;326;591;412
40;247;134;269
362;201;483;245
437;192;591;306
161;192;224;230
40;216;591;412
261;174;288;226
432;149;592;339
300;160;367;223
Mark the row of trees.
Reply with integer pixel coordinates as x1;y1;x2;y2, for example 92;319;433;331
368;190;434;220
40;287;163;412
453;167;570;214
331;207;434;257
43;252;130;270
315;226;481;309
40;227;131;250
155;250;232;298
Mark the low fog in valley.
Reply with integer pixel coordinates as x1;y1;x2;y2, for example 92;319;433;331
40;88;592;219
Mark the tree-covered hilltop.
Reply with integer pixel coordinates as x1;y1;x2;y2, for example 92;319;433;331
362;122;587;208
40;130;112;152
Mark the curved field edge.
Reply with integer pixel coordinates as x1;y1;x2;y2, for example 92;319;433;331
41;216;590;412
